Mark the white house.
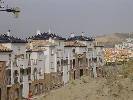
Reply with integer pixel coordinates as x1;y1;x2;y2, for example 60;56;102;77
66;33;104;78
91;45;104;77
0;33;28;99
0;31;105;99
28;31;66;89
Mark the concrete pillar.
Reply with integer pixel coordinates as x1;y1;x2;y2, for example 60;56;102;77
93;64;97;78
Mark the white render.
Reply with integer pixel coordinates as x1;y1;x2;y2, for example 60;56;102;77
0;33;105;98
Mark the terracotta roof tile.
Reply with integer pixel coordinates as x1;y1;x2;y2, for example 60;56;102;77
31;40;55;46
26;40;56;52
0;44;12;52
65;41;86;47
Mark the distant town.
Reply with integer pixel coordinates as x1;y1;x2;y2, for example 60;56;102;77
0;30;133;100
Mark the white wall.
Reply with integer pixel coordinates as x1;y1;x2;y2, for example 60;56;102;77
63;65;69;84
0;52;10;64
44;47;50;73
22;78;29;98
2;43;26;55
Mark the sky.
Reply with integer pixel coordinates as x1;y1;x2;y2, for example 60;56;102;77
0;0;133;38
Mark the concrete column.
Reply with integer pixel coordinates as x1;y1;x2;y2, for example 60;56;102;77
93;64;97;78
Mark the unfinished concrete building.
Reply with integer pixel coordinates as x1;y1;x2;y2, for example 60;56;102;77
0;61;7;100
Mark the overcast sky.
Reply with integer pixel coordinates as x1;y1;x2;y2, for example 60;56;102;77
0;0;133;38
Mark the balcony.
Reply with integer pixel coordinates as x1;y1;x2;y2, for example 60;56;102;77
16;59;28;69
7;77;11;85
28;60;31;66
28;75;31;81
50;67;55;72
79;61;85;66
6;60;11;69
20;76;23;83
33;75;38;81
6;69;11;86
14;76;19;84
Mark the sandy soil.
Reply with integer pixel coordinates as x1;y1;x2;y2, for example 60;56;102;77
34;76;133;100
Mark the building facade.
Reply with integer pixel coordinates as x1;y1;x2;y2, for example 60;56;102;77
0;31;105;99
0;61;7;100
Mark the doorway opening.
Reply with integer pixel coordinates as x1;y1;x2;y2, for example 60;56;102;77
0;88;1;100
74;71;76;80
20;84;23;99
7;87;11;100
80;69;83;77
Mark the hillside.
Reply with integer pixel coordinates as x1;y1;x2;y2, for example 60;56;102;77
95;33;133;47
35;76;133;100
34;60;133;100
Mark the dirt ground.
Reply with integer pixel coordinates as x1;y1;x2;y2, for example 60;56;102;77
34;76;133;100
34;60;133;100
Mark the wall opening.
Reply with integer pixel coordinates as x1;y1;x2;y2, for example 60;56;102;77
7;87;10;100
74;71;76;80
80;69;83;77
0;88;1;100
15;88;19;100
20;84;23;99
